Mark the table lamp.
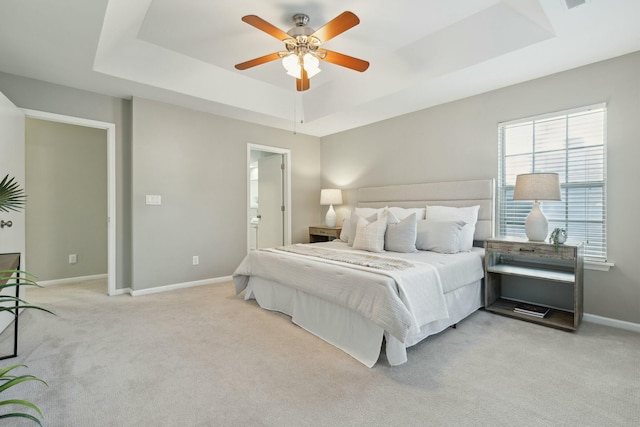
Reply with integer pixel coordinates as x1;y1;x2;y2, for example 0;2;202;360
320;189;342;228
513;173;561;242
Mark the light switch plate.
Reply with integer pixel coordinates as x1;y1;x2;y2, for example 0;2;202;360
146;195;162;205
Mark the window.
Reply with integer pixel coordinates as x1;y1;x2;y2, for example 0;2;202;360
497;104;607;262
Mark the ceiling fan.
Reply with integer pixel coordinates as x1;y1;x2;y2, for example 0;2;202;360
234;11;370;91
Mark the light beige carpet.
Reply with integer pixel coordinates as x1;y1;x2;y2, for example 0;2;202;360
1;279;639;426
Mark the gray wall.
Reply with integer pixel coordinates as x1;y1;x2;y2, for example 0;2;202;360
25;118;107;280
131;97;320;290
0;71;131;289
0;72;322;292
3;52;638;324
321;51;640;324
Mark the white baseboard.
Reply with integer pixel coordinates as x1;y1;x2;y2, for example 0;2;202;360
130;276;232;297
38;274;108;287
583;313;640;333
109;287;131;296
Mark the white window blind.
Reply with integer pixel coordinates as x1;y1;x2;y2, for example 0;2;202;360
497;104;607;262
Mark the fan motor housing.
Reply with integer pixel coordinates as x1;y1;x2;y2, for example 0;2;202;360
287;13;315;38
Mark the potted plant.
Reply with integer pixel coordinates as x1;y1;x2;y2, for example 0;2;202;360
0;174;52;426
549;227;567;252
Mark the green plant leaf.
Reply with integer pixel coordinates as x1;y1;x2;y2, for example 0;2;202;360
0;269;40;286
0;305;55;315
0;269;38;279
0;364;25;377
0;399;44;417
0;295;35;305
0;375;48;394
0;412;43;426
0;281;43;290
0;174;27;213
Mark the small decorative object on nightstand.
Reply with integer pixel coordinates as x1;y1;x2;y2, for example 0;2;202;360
549;227;567;252
309;225;342;243
484;236;584;331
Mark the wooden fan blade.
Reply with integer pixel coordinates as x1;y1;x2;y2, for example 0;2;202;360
311;11;360;43
296;68;310;91
321;50;369;72
235;52;282;70
241;15;291;41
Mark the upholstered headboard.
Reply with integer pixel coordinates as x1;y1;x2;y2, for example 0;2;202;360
356;179;495;243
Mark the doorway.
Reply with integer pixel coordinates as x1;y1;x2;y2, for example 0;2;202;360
22;109;117;296
247;144;291;251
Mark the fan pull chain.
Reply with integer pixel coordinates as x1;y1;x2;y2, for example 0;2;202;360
293;90;297;134
292;91;305;134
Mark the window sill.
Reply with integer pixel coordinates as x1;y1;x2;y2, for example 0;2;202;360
585;261;614;272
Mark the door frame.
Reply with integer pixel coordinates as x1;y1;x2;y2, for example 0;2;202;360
22;109;117;296
247;143;291;252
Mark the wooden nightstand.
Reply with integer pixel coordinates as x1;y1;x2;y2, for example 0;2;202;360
309;225;342;243
484;237;584;331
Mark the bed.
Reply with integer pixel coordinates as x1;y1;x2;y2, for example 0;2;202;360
233;179;495;367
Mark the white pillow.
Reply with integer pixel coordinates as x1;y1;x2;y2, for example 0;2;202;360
355;207;386;219
425;205;480;251
348;212;378;246
416;220;466;254
386;207;426;220
385;212;417;253
339;218;350;242
353;216;387;253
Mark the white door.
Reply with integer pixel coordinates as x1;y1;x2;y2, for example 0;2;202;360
257;154;284;248
0;91;26;335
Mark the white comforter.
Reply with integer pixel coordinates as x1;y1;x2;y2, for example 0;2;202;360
233;243;484;343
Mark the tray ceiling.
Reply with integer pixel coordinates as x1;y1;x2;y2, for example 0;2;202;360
0;0;638;136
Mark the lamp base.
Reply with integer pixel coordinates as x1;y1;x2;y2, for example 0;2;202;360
525;201;549;242
325;204;337;228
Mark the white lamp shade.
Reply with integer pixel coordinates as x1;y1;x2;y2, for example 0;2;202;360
320;189;343;206
282;53;321;79
513;173;561;201
302;54;321;78
282;54;299;77
513;173;561;242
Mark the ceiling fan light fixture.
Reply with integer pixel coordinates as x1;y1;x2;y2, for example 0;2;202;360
282;54;299;77
282;53;321;79
236;12;367;91
303;53;321;77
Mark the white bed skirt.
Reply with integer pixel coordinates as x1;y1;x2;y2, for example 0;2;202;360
244;277;483;367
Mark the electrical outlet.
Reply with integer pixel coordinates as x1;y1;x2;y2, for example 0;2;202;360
192;256;199;265
69;254;77;264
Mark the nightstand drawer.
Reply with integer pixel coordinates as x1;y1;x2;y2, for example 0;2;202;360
486;240;576;260
309;227;339;237
309;226;342;243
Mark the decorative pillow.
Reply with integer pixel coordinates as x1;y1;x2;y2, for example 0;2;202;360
385;212;418;253
425;205;480;251
354;207;386;219
353;216;387;253
386;207;426;220
348;213;378;246
339;218;350;242
416;220;466;254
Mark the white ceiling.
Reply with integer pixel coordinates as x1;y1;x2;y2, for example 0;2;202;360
0;0;638;137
